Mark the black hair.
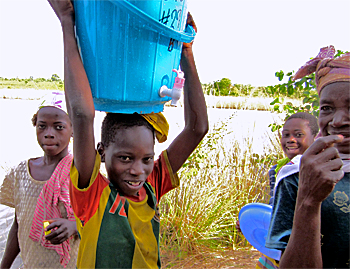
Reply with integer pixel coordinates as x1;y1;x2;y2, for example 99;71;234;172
285;112;319;136
101;113;155;148
31;112;38;127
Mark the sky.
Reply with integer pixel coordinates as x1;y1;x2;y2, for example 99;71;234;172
0;0;349;87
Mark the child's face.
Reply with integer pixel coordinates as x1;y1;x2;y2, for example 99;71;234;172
36;107;72;157
103;125;155;196
281;118;315;159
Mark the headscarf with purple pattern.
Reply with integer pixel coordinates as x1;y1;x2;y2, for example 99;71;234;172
39;91;67;114
292;45;350;95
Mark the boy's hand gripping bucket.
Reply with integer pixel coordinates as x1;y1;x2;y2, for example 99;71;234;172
73;0;196;114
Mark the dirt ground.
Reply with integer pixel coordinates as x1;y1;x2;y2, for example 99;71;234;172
161;247;261;268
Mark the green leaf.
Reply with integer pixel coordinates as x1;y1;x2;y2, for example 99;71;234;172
287;85;294;95
275;70;284;81
312;100;319;107
270;97;280;105
302;97;309;104
283;104;291;110
279;84;286;94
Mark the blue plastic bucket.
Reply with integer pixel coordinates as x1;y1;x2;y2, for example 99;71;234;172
73;0;195;114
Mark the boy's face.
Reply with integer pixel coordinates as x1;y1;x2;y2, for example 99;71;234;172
319;82;350;154
36;106;72;157
281;118;315;159
103;126;155;196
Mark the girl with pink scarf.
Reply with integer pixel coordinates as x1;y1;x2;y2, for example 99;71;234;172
0;92;79;268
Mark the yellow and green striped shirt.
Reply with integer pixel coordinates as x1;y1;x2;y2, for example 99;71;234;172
70;150;179;268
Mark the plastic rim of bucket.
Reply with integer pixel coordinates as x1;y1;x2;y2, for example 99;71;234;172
109;0;196;43
238;203;282;261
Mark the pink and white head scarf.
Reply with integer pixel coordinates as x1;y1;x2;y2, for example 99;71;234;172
292;45;350;95
39;91;68;114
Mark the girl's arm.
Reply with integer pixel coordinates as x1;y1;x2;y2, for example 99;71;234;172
0;213;20;269
47;0;96;188
166;13;209;173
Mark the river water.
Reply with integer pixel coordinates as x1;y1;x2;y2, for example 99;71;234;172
0;89;283;267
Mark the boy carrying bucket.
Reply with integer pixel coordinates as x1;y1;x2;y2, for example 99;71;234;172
48;0;208;268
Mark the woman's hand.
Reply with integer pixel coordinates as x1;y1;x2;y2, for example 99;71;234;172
298;135;344;204
45;218;77;245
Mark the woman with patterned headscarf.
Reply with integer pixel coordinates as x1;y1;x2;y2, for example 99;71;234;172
265;46;350;268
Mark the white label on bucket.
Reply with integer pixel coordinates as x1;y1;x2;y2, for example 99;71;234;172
158;0;185;31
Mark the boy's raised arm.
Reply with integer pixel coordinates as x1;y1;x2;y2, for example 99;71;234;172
48;0;96;188
167;13;209;173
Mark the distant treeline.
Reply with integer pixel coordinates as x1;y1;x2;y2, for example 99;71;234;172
202;77;304;99
0;75;279;98
0;74;63;91
0;75;303;99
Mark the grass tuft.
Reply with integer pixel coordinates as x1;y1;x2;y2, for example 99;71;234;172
160;116;284;262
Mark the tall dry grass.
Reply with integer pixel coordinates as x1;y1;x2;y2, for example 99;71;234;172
159;117;284;260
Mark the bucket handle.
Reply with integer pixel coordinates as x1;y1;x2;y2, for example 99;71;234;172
108;0;196;43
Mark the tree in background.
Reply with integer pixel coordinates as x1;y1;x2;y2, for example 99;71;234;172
51;74;61;82
214;78;232;96
268;49;348;132
203;78;254;97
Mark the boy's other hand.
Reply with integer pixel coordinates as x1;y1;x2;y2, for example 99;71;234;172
182;12;197;49
45;218;77;245
47;0;74;22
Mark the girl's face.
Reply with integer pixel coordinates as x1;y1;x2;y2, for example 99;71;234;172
281;118;315;159
319;82;350;154
36;107;73;157
102;125;155;197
